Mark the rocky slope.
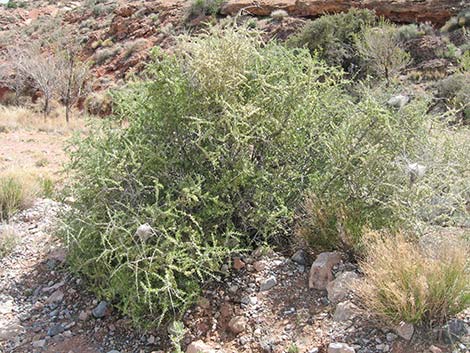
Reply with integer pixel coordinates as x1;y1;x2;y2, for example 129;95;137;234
1;199;469;352
0;0;467;97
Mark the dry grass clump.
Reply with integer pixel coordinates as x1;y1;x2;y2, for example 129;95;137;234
0;106;86;133
356;231;470;326
0;170;38;220
0;168;54;220
0;225;18;258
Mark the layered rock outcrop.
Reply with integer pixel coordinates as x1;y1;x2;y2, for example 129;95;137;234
221;0;468;26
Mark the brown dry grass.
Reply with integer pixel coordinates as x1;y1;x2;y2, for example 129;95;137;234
0;168;50;220
356;231;470;326
0;224;18;258
0;105;87;134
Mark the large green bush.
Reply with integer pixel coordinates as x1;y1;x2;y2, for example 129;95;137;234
62;27;458;325
63;27;345;325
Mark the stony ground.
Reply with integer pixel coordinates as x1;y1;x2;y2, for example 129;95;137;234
0;198;468;353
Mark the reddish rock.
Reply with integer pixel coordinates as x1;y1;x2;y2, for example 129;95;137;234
308;252;342;290
114;5;137;18
186;340;216;353
253;260;267;272
221;0;466;26
233;257;246;270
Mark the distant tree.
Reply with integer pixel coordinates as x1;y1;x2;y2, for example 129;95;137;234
52;29;91;123
56;50;90;123
9;45;60;118
4;29;91;122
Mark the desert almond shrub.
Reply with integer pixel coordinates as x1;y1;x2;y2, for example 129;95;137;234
356;231;470;326
61;26;434;325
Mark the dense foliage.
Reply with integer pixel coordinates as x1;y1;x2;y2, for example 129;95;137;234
62;27;468;325
287;9;376;69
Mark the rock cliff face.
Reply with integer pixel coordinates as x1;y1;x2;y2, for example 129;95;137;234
221;0;468;26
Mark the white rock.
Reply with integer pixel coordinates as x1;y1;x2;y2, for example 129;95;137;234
429;345;443;353
46;289;64;304
396;321;414;340
333;301;359;322
186;340;216;353
78;310;89;321
309;252;342;290
327;271;359;303
328;342;355;353
0;298;14;315
0;318;24;340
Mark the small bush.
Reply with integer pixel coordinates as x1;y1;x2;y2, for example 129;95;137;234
356;231;469;326
396;24;423;42
0;225;18;258
187;0;223;20
92;3;116;17
5;1;27;9
287;9;376;68
0;171;38;220
270;10;288;21
94;46;121;65
459;50;470;72
435;73;470;122
84;91;113;116
355;24;411;83
122;39;148;59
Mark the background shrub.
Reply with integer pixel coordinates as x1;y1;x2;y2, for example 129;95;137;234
356;231;469;326
287;9;376;69
187;0;223;21
297;85;470;251
435;73;470;122
355;24;411;83
84;91;113;116
93;46;121;65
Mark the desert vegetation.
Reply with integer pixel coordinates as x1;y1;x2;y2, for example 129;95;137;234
61;21;469;331
1;3;469;352
356;231;469;326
